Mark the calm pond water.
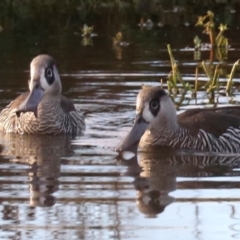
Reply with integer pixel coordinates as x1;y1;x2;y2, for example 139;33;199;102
0;26;240;240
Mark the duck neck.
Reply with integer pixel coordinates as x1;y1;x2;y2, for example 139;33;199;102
38;94;62;117
140;111;180;148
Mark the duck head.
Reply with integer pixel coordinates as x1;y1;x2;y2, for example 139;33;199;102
116;86;177;152
16;54;62;117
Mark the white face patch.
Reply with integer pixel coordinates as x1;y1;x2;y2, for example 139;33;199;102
30;64;61;94
142;101;156;123
136;91;159;123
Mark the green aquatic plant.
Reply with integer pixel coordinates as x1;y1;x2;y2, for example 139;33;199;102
167;44;190;93
216;24;228;47
112;31;130;59
196;11;228;47
113;31;123;46
201;59;240;95
112;32;123;59
80;24;97;46
226;59;240;93
81;24;94;37
193;35;201;49
206;64;220;93
201;61;220;92
191;66;199;99
166;44;240;98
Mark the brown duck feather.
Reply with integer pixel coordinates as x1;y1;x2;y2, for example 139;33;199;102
177;107;240;137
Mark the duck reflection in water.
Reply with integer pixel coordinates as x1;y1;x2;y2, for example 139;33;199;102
0;134;72;207
116;150;240;218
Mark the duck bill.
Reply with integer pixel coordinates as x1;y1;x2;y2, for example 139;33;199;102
16;83;44;117
116;113;149;152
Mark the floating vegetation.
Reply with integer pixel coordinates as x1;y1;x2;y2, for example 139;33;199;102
193;35;202;49
112;32;129;47
80;24;97;46
112;32;129;59
138;18;154;30
81;24;94;37
113;32;123;60
113;32;123;47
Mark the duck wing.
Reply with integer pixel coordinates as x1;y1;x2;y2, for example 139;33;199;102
5;92;29;110
177;107;240;138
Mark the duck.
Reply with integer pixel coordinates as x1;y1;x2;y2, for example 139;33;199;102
116;86;240;153
0;54;85;135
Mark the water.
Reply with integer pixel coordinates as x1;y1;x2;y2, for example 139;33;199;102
0;26;240;239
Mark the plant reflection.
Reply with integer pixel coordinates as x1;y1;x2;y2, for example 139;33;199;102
117;150;240;217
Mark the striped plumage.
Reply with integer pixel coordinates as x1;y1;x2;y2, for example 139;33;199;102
150;125;240;152
0;54;85;135
117;86;240;153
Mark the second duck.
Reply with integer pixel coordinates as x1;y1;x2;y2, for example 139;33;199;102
117;86;240;153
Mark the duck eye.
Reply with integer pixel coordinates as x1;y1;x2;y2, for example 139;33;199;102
45;67;54;85
150;100;159;109
46;68;53;77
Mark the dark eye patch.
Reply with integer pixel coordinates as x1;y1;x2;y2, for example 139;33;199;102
148;88;166;117
149;98;160;116
150;100;159;109
45;67;54;85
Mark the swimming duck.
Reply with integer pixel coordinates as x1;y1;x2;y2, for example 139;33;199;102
0;54;85;135
117;86;240;153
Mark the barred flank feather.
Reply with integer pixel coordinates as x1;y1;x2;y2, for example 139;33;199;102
0;97;85;135
168;126;240;153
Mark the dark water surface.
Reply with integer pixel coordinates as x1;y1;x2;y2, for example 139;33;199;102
0;26;240;240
